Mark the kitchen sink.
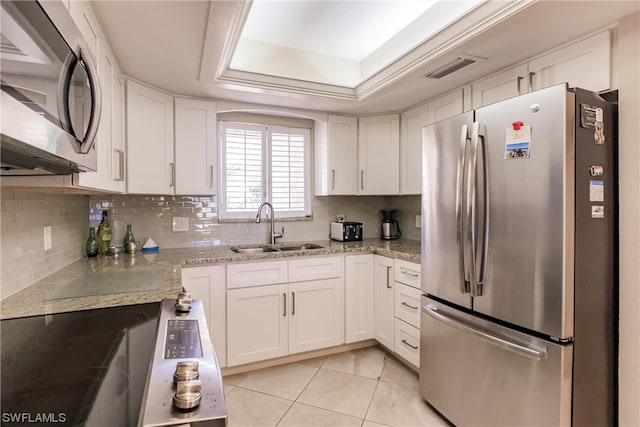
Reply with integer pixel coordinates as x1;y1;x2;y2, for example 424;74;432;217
278;243;324;251
230;246;280;254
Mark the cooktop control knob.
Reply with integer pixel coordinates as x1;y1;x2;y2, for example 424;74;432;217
174;360;199;384
173;380;202;410
175;292;192;312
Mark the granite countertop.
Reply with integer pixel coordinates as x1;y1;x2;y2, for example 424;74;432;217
0;238;420;320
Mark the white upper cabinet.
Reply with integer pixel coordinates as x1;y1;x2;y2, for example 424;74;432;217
528;31;611;92
70;1;125;193
400;90;463;194
174;98;217;195
358;114;400;195
472;63;529;109
315;115;358;195
126;80;175;194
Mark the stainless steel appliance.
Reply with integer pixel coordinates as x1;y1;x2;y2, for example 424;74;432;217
420;84;617;426
138;294;227;426
0;295;227;426
1;0;101;175
380;209;400;240
330;221;363;241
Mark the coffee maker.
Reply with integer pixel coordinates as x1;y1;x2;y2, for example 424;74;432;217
380;209;401;240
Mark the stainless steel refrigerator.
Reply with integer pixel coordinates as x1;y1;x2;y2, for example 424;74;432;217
419;84;617;426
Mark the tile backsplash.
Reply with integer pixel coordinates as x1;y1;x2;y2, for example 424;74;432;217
0;188;422;299
1;189;89;298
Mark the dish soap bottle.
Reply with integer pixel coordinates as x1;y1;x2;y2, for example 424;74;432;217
85;227;99;257
96;210;112;255
123;224;135;253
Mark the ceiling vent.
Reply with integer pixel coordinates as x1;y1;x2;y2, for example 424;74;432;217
425;57;477;79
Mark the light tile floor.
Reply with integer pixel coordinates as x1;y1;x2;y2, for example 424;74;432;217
222;346;450;427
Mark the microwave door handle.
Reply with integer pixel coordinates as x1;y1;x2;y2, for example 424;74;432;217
78;47;101;153
457;124;470;293
57;48;102;154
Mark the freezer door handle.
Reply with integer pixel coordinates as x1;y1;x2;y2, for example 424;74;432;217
422;304;547;360
457;124;470;293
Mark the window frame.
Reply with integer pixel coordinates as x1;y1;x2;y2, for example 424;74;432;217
218;120;312;221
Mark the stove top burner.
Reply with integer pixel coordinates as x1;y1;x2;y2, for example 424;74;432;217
1;303;160;427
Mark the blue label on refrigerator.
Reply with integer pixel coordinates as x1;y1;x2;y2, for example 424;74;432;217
505;126;531;159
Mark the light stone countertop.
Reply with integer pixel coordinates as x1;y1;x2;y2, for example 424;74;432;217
0;238;420;320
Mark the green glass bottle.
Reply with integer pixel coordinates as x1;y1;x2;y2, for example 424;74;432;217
85;227;99;257
96;210;112;255
123;224;135;253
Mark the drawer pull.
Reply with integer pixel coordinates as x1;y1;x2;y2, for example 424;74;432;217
401;301;418;310
401;339;418;350
401;268;419;278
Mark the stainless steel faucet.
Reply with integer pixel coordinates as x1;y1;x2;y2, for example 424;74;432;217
256;202;284;244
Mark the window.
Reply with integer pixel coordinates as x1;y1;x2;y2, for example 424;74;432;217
219;121;311;220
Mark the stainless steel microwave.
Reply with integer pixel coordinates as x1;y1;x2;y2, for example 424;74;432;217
0;0;101;175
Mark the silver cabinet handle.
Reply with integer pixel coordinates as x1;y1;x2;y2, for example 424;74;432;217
291;291;295;315
401;301;418;310
209;165;214;188
401;339;418;350
517;76;523;96
423;304;547;360
401;268;419;278
114;149;125;181
528;71;536;92
170;162;175;187
386;266;392;289
283;293;286;317
331;169;335;190
360;170;364;190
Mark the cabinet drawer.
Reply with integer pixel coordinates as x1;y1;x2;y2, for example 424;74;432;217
394;259;421;289
227;260;288;289
394;283;422;328
394;318;420;369
289;256;343;282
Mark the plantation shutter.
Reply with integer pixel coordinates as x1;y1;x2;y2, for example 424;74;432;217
269;127;309;214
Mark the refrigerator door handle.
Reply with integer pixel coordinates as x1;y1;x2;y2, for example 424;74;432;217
469;122;489;297
422;304;547;360
457;124;470;293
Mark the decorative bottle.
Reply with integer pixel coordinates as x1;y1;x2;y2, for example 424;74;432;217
85;227;99;257
123;224;135;253
96;210;112;255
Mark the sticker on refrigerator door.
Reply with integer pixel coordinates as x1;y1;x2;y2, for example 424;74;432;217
505;125;531;159
590;180;604;202
592;205;605;219
580;103;605;144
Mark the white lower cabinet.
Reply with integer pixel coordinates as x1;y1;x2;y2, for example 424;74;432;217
345;254;375;343
226;256;345;366
373;255;395;350
394;318;420;369
394;282;422;329
181;265;227;367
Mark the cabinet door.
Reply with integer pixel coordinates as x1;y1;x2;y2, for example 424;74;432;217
428;90;464;124
528;31;610;92
126;80;174;194
373;255;395;350
358;114;400;195
182;265;227;367
111;71;126;192
175;98;217;195
316;115;358;195
227;284;288;366
400;105;428;195
472;64;529;108
289;278;345;354
345;254;374;343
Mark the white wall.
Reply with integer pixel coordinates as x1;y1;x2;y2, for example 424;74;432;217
616;11;640;427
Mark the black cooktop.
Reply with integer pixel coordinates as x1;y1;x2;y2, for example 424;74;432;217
1;303;160;427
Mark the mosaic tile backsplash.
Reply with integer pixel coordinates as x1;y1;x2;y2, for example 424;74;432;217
0;188;421;298
1;189;89;298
